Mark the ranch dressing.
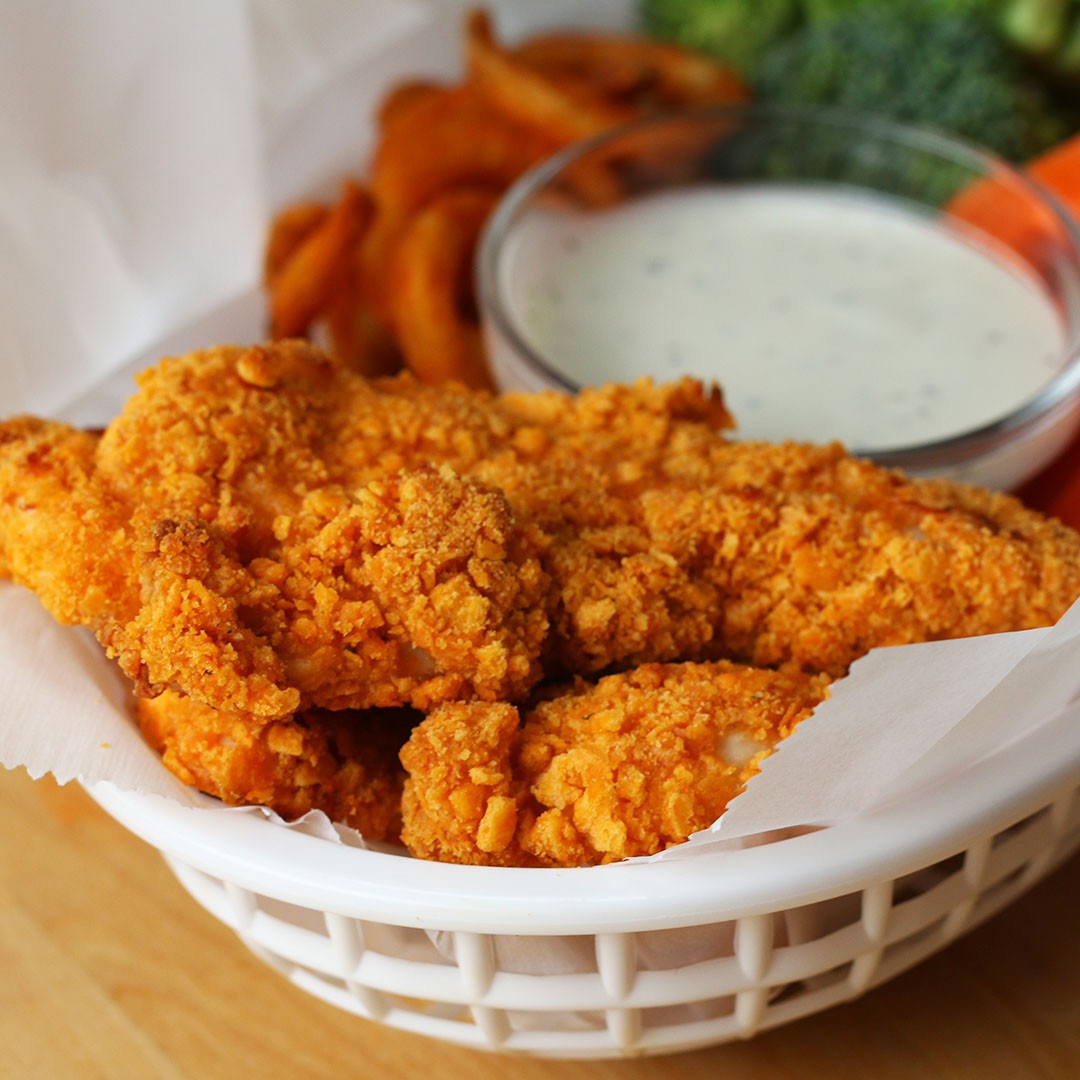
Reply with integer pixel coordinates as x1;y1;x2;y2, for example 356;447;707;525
504;185;1065;449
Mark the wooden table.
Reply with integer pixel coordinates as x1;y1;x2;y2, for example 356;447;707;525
2;768;1078;1079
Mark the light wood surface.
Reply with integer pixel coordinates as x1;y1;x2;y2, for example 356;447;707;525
2;766;1078;1080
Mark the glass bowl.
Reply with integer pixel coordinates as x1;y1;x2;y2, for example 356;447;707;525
477;106;1080;490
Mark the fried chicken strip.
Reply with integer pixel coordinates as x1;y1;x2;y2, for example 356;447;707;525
0;344;724;718
399;661;831;866
0;344;553;718
3;341;1080;723
136;691;413;840
0;418;130;623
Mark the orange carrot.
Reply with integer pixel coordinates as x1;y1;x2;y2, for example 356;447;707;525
947;132;1080;263
972;134;1080;528
1029;130;1080;211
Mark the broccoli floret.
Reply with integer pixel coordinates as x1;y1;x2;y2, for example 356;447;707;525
802;0;1000;21
754;7;1071;160
800;0;875;20
639;0;803;76
999;0;1072;55
998;0;1080;86
1056;17;1080;77
801;2;1080;92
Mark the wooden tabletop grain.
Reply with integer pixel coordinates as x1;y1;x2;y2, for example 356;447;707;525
1;767;1077;1080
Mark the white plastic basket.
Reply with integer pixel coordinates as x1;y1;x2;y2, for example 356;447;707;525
86;704;1080;1060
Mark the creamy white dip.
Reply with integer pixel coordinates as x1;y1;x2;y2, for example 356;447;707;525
502;185;1065;449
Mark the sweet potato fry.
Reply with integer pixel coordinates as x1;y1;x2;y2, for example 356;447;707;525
269;180;374;340
387;187;498;389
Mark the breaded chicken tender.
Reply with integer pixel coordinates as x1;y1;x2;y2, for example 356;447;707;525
3;341;1080;726
399;661;831;866
136;691;413;839
0;344;554;719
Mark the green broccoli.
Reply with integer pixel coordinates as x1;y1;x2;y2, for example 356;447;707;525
754;7;1072;161
797;0;1080;89
801;0;1000;22
999;0;1073;54
639;0;803;76
998;0;1080;86
1056;19;1080;77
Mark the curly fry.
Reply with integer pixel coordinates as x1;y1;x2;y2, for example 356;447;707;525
464;10;629;143
377;79;447;132
324;260;402;377
263;202;329;287
515;31;748;109
322;206;417;374
269;180;374;340
259;11;747;386
370;86;559;217
387;188;498;389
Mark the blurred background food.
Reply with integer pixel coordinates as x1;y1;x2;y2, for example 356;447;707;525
263;11;746;388
635;0;1080;525
265;4;1080;393
752;5;1070;163
643;0;1080;160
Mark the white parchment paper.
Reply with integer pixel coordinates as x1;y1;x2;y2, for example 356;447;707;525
0;0;263;417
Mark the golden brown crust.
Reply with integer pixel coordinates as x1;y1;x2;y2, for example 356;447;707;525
137;691;412;840
3;342;1080;727
400;661;832;866
0;418;135;627
400;700;525;865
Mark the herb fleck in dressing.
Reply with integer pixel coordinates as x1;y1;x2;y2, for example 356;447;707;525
510;186;1064;449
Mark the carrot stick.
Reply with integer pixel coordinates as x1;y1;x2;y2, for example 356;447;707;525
957;134;1080;521
1028;130;1080;209
947;132;1080;261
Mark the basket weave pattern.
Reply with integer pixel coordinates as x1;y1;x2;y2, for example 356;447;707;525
160;784;1080;1059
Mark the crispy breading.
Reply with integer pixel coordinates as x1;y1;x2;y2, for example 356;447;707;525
399;661;831;866
0;418;130;624
3;341;1079;726
0;344;726;719
136;690;413;840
